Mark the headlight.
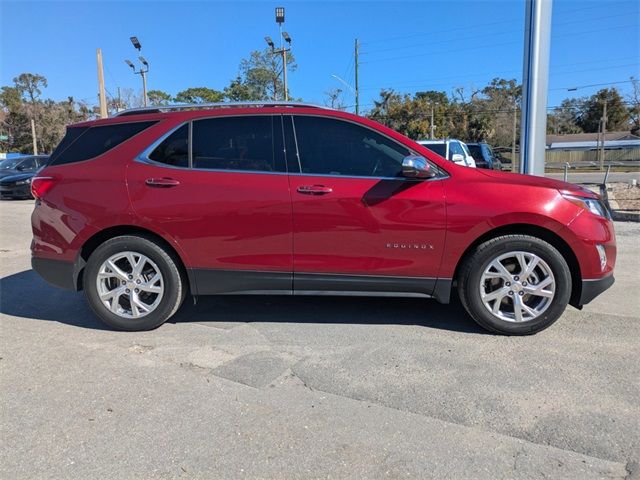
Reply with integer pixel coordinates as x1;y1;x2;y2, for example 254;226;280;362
561;193;610;219
15;179;31;185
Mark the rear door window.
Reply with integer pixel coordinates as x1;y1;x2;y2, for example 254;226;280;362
191;116;284;172
424;143;446;157
49;121;156;166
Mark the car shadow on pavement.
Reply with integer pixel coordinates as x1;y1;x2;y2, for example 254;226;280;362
0;269;110;330
0;269;485;334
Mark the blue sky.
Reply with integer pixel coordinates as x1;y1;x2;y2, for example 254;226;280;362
1;0;638;112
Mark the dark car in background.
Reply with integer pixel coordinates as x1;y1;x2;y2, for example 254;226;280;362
466;143;503;170
0;155;50;199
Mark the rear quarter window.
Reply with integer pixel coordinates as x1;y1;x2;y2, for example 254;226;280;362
49;121;156;166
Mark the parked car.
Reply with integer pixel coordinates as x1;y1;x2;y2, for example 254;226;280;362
466;142;504;170
417;139;476;167
31;102;615;335
0;155;49;180
0;156;50;199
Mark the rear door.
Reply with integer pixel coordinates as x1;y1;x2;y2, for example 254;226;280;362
285;115;447;296
126;114;294;295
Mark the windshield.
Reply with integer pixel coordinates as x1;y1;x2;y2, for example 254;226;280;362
0;158;22;170
423;144;446;156
461;143;471;156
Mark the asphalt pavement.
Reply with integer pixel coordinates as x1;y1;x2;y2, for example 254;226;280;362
1;199;638;479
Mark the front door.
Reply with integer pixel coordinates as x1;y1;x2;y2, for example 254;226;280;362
285;115;447;296
126;115;293;295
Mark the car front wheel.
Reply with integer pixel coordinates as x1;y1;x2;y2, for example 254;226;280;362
83;235;186;331
458;235;572;335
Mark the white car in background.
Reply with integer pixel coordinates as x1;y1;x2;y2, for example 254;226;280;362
417;139;477;168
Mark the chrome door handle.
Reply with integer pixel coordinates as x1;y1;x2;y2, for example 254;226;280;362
145;177;180;188
296;185;333;195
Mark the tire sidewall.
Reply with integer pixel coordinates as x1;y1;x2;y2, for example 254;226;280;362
464;237;571;335
84;236;182;331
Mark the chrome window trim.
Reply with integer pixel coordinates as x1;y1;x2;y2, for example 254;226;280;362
135;113;448;181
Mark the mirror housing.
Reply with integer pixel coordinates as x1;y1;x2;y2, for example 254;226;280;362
451;153;465;164
401;155;434;179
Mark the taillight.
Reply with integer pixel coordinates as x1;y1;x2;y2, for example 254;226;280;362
31;176;55;199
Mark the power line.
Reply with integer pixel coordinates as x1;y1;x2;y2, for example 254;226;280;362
364;23;638;64
358;61;638;92
549;80;635;92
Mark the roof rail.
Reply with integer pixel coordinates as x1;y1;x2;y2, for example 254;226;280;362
114;101;329;117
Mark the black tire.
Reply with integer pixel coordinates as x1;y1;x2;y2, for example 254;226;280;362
458;235;572;335
83;235;186;331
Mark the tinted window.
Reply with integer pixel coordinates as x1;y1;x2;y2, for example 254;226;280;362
448;141;464;159
149;124;189;167
49;121;155;166
423;143;446;157
18;157;36;171
467;144;483;160
192;116;283;172
293;116;410;177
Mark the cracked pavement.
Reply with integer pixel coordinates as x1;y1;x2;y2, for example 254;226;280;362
1;200;639;479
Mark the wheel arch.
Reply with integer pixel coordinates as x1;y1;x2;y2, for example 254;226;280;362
76;225;193;293
451;223;582;308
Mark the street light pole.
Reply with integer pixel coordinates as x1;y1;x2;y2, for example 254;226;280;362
126;37;149;107
266;8;292;101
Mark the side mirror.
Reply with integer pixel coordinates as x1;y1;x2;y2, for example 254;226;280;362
451;153;465;164
401;155;434;179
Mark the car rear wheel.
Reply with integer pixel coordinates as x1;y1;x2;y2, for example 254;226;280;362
458;235;572;335
84;235;186;331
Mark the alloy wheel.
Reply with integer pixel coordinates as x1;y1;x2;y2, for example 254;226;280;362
96;251;164;319
479;251;555;323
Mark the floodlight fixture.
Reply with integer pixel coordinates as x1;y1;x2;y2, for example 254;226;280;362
130;36;142;50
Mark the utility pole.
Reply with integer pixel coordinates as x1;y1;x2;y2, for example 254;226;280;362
430;105;435;138
511;100;518;172
96;48;108;118
599;97;607;170
354;38;360;116
30;118;38;155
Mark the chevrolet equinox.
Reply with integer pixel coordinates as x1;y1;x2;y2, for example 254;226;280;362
30;102;616;335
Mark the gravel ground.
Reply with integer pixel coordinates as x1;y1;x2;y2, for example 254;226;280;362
610;183;640;211
1;199;639;479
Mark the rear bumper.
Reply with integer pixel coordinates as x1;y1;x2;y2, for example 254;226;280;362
31;256;80;290
578;274;615;306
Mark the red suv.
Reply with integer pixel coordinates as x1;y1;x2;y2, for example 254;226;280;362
30;103;615;335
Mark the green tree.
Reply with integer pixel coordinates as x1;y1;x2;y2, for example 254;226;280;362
174;87;224;103
234;48;297;101
547;98;583;135
147;89;172;106
13;73;47;104
577;88;630;132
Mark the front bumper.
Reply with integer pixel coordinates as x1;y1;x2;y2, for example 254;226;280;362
0;184;32;199
577;274;615;306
